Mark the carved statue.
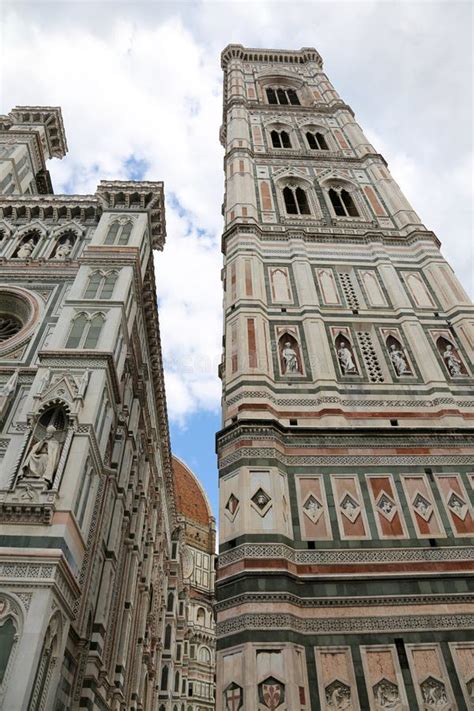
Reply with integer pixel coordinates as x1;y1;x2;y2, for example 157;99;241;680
53;238;73;260
77;368;90;397
21;425;61;487
282;341;299;373
38;368;51;396
388;343;410;375
16;238;35;259
337;340;356;374
443;344;462;376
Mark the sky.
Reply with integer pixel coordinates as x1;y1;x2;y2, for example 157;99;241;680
1;0;472;517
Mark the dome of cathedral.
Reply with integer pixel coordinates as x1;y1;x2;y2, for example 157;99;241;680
172;455;212;527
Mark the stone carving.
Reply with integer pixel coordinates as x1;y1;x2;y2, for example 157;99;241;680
280;339;300;374
339;493;360;522
303;493;323;523
15;237;35;259
53;237;73;260
251;487;272;517
336;339;357;374
373;678;400;709
412;492;432;522
0;316;22;343
224;494;240;521
376;492;397;522
388;343;411;376
325;679;352;709
442;344;463;377
258;676;285;709
420;676;449;708
21;425;61;487
77;369;90;398
447;490;467;521
224;681;243;710
0;370;18;419
37;368;51;397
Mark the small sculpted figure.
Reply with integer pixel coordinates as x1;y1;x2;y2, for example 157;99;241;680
443;344;462;376
282;341;299;373
16;238;35;259
22;425;60;487
388;343;410;375
53;238;73;260
337;340;356;374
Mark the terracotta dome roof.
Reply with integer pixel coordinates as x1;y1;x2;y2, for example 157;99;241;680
172;455;212;526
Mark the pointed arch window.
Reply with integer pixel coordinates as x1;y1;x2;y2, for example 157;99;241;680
270;130;291;148
283;186;310;215
66;313;105;349
104;220;133;245
306;131;329;150
84;271;118;299
328;188;359;217
265;87;300;105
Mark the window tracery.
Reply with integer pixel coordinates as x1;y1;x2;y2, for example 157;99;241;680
282;185;310;215
104;220;133;245
306;130;328;150
270;129;291;148
84;271;118;299
65;312;105;349
265;87;300;105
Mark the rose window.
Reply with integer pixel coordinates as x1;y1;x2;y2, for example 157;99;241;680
0;315;22;342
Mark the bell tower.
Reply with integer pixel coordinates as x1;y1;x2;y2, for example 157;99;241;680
216;45;473;710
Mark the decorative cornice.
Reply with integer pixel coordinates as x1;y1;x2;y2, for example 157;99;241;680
218;543;474;569
221;45;323;70
9;105;68;158
217;611;473;638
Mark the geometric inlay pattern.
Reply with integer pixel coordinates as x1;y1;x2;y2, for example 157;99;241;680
375;491;397;522
357;330;384;382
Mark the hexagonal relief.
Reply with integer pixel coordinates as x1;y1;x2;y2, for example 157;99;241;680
420;675;449;708
373;677;400;708
250;487;272;517
447;490;468;521
412;492;433;522
325;679;352;708
339;492;360;523
302;493;323;523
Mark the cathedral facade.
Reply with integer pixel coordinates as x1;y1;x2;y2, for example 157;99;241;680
216;46;474;710
0;107;215;710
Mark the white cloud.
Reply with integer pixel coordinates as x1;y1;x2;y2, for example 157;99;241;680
1;1;472;424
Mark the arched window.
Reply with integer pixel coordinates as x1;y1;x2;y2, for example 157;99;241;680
306;131;329;150
198;646;211;664
270;130;291;149
104;220;133;245
167;591;174;613
174;671;180;693
0;618;16;685
328;188;359;217
84;271;117;299
164;624;172;648
283;186;310;215
196;607;206;626
66;313;105;349
265;87;300;106
160;665;169;691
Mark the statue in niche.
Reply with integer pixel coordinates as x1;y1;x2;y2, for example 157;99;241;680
387;341;410;376
21;424;61;487
279;335;301;374
442;343;463;377
53;237;73;260
336;337;357;374
16;237;35;259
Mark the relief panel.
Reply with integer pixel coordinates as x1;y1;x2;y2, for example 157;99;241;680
315;645;360;710
331;474;370;540
360;645;409;710
366;474;408;539
316;268;342;306
402;271;436;309
358;269;388;307
435;474;474;537
448;642;474;710
296;475;332;540
405;644;455;711
400;474;445;538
